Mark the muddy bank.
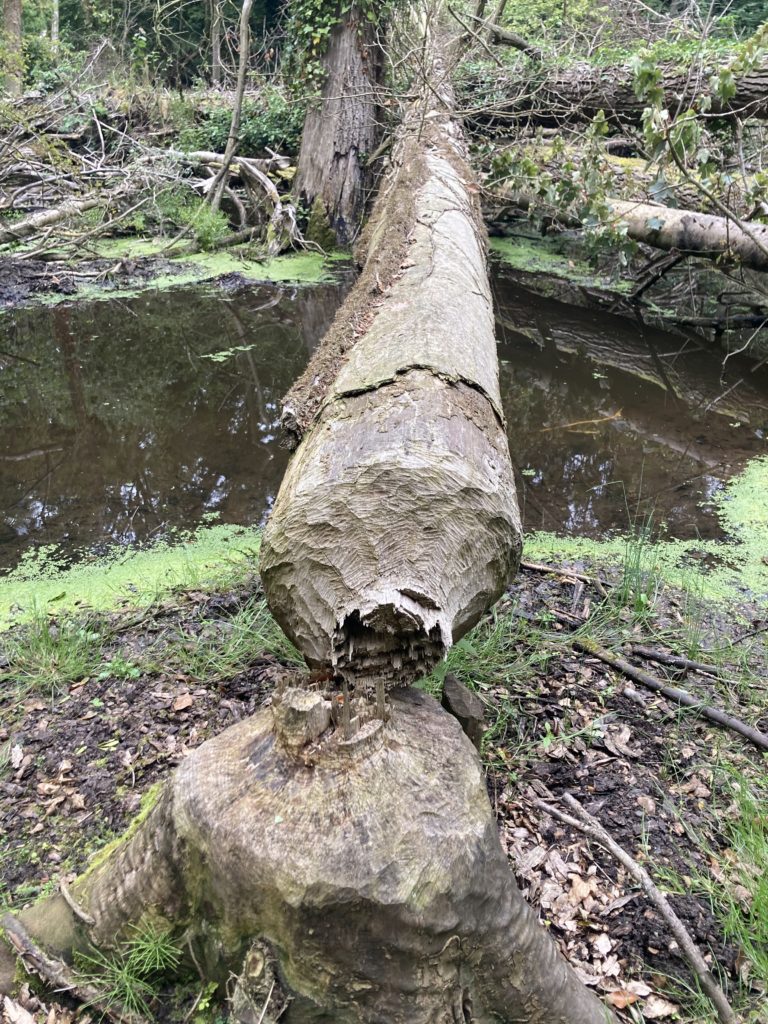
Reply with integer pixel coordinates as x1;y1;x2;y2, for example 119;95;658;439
0;244;346;309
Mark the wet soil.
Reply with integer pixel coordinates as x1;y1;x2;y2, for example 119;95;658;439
0;254;187;308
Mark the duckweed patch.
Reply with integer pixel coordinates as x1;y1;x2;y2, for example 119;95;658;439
0;245;347;312
489;235;632;294
0;524;262;629
527;455;768;607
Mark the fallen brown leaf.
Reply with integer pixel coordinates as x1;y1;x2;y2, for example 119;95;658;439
643;994;680;1019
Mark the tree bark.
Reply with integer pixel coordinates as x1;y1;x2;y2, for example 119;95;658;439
479;60;768;124
495;185;768;272
609;197;768;271
50;0;58;48
263;40;521;691
293;6;382;245
0;195;105;244
2;0;23;97
210;0;222;85
4;690;615;1024
207;0;253;212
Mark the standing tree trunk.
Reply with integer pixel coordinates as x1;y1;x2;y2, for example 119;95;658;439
2;0;23;96
210;0;222;85
207;0;253;210
294;5;382;245
50;0;58;48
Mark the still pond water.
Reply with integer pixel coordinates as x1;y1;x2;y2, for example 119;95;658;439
1;262;767;573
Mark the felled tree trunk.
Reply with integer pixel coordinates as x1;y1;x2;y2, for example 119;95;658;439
262;44;522;691
3;689;614;1024
609;198;768;271
494;185;768;272
481;60;768;124
293;6;382;244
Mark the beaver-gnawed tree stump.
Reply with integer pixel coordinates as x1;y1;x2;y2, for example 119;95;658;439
4;688;612;1024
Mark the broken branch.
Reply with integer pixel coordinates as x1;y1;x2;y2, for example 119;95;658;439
532;794;737;1024
575;638;768;751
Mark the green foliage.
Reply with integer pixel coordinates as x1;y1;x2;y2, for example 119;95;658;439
711;0;768;36
97;654;141;681
155;188;230;250
2;611;104;695
636;19;768;175
75;921;182;1018
490;117;637;265
613;515;662;620
501;0;611;43
178;88;305;158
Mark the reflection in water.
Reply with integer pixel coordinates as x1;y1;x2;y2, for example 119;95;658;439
493;274;768;538
1;269;767;573
0;278;348;570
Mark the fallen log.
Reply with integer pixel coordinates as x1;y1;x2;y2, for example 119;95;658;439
0;195;105;245
494;185;768;272
610;197;768;272
261;43;522;692
0;21;617;1024
474;59;768;124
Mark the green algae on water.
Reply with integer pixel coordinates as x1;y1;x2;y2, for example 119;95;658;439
0;524;262;630
2;456;766;631
489;235;632;294
0;245;347;313
527;455;768;607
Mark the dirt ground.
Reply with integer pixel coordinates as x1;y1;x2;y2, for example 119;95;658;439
1;566;766;1022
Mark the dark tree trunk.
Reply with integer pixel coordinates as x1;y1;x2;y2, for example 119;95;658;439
294;6;382;245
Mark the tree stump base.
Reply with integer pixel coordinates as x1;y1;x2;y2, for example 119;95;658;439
4;689;612;1024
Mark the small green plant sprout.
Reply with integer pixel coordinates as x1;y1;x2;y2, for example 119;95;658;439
4;610;104;696
75;920;182;1018
124;921;182;975
615;513;662;619
97;654;142;681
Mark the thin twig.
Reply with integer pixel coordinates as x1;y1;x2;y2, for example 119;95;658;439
520;560;608;599
532;794;737;1024
629;644;727;679
1;914;147;1024
59;878;95;926
576;638;768;751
